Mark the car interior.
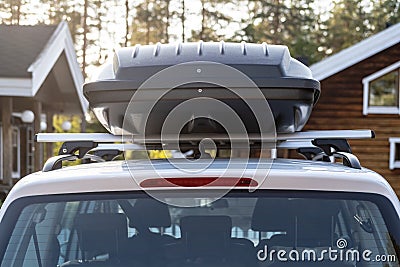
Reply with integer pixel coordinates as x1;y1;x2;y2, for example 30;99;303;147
0;194;398;267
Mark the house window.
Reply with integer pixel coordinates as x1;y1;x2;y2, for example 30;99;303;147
389;138;400;170
11;127;20;179
369;71;399;107
363;61;400;115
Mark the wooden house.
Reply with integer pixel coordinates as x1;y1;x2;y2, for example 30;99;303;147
307;23;400;193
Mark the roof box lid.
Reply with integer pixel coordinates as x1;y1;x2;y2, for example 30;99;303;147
84;42;320;137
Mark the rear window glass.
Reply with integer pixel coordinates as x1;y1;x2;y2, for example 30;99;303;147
0;190;399;267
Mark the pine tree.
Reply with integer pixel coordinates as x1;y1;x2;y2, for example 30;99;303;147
44;0;105;77
234;0;322;64
369;0;400;31
325;0;372;54
0;0;28;25
0;0;12;24
130;0;171;44
189;0;233;41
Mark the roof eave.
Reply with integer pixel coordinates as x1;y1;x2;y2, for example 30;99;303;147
28;21;88;114
63;24;89;114
0;77;32;96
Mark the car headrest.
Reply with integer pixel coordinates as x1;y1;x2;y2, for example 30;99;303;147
251;198;295;232
130;198;171;228
75;213;127;257
297;199;340;215
180;216;232;257
181;215;232;237
294;199;341;247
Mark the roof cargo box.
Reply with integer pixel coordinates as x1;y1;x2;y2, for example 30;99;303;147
84;42;320;136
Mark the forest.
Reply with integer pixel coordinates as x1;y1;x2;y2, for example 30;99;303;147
1;0;399;79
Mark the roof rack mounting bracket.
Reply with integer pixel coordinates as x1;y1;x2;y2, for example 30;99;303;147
58;141;98;159
297;147;331;162
93;149;122;161
312;139;351;156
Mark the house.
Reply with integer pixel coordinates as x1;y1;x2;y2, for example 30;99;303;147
0;22;87;194
307;23;400;193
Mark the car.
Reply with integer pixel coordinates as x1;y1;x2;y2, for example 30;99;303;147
0;42;399;267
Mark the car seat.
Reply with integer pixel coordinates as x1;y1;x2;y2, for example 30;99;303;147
122;199;175;264
164;215;255;267
43;224;61;267
128;198;175;241
74;213;128;264
180;215;232;260
293;199;341;248
251;198;296;249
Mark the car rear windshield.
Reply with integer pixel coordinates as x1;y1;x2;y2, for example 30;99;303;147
0;190;399;267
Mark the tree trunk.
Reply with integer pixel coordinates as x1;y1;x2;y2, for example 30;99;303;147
273;0;280;43
181;0;185;41
200;0;205;40
16;0;21;25
165;0;170;42
146;0;150;44
82;0;89;78
125;0;129;46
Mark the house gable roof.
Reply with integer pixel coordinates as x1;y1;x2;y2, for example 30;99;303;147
0;24;57;78
310;23;400;81
0;22;88;113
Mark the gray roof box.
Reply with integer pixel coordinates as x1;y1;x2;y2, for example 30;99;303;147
84;42;320;136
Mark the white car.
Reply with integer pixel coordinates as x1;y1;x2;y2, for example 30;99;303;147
0;152;399;267
0;42;399;267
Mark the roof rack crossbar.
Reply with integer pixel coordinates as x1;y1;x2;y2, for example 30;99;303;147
277;129;374;140
36;133;122;143
36;130;374;144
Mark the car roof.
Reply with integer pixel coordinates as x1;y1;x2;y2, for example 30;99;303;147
2;158;398;214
